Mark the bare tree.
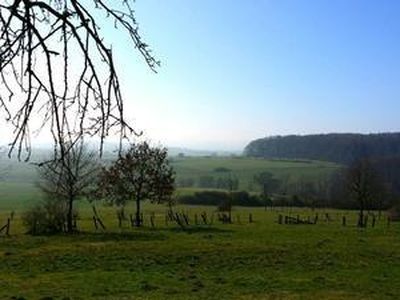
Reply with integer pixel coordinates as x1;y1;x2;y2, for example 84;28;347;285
0;1;159;160
346;159;385;227
253;171;280;209
37;140;100;232
97;142;175;227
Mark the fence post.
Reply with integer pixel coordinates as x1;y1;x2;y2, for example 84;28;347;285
93;216;98;230
6;218;10;236
278;214;283;224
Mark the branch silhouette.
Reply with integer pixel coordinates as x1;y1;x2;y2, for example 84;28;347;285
0;0;159;160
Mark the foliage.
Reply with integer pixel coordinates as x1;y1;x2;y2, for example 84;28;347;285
22;197;73;235
245;133;400;164
97;142;175;226
369;156;400;200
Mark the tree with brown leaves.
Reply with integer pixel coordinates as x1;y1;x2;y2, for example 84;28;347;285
98;142;175;227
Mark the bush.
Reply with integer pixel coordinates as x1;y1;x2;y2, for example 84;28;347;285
22;198;71;235
388;205;400;222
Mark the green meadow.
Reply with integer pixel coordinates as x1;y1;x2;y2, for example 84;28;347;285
1;204;400;299
172;156;341;191
0;156;399;299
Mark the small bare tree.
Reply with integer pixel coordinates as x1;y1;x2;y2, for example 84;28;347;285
97;142;175;227
37;140;100;232
254;171;280;209
0;1;159;160
346;159;384;227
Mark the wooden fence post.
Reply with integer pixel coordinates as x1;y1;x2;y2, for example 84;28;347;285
278;214;283;224
6;218;10;236
93;216;98;230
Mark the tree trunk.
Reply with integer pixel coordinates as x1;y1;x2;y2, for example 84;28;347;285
358;208;364;228
135;197;141;227
67;196;74;233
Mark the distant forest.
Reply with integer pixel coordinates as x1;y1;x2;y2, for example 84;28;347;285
244;133;400;202
244;133;400;165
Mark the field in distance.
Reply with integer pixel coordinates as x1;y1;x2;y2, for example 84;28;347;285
0;155;342;211
172;156;341;192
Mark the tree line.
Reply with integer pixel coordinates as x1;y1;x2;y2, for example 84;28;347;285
176;163;398;221
244;133;400;164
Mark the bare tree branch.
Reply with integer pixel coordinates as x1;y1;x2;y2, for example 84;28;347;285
0;0;159;161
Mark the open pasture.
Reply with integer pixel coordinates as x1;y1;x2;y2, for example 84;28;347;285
1;203;399;299
0;156;397;299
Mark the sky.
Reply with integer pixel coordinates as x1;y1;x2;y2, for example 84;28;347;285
3;0;400;152
104;0;400;151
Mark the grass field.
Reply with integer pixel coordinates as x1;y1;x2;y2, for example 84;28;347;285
0;155;341;211
172;156;341;191
1;156;398;299
0;203;400;299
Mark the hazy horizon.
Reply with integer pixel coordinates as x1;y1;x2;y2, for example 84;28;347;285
1;0;400;151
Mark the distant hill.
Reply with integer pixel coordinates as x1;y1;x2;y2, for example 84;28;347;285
244;133;400;164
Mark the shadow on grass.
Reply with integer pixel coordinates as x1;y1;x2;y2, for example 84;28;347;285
62;230;168;242
166;225;233;234
19;229;168;244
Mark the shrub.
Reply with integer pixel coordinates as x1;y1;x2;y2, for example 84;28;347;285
22;198;71;235
387;205;400;222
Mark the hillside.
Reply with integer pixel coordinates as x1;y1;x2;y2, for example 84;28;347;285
172;156;340;192
244;133;400;164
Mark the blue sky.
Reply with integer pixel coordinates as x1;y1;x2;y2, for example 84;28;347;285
104;0;400;150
